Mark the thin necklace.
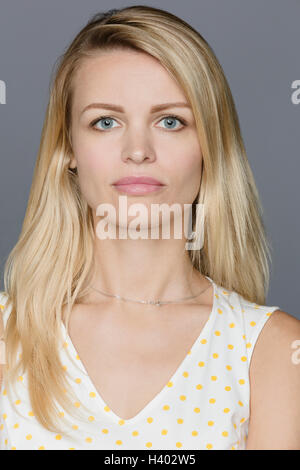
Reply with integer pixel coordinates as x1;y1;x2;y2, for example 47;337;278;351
89;282;212;307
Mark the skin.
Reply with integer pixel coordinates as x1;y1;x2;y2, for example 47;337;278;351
69;48;208;308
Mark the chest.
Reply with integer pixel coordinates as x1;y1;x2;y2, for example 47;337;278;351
65;302;212;421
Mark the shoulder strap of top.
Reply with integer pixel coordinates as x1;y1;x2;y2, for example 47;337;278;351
238;295;280;364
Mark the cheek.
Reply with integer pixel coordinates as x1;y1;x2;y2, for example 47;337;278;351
163;142;203;198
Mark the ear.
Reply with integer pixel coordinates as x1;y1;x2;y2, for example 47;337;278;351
69;155;77;170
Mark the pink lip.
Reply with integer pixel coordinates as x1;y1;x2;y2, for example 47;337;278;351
112;176;166;195
113;176;164;185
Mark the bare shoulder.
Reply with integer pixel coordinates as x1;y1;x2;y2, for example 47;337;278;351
247;309;300;449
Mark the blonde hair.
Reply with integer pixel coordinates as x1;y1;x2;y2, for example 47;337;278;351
1;5;274;433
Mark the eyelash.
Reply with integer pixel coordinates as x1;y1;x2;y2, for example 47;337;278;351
89;114;187;131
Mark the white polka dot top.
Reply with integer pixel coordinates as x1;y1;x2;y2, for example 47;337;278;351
0;276;280;450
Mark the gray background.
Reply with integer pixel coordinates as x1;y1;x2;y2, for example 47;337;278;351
0;0;299;319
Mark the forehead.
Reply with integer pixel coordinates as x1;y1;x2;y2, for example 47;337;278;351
71;49;186;113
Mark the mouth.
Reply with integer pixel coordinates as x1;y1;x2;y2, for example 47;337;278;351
112;175;166;195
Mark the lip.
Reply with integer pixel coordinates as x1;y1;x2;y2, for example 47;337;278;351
112;175;166;195
113;176;164;185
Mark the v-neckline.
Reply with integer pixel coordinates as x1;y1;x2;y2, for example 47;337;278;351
61;276;217;426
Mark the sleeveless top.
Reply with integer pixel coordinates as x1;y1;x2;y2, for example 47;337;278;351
0;276;280;450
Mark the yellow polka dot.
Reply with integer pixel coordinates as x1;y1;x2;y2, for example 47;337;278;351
167;381;173;387
206;443;213;449
196;384;203;390
223;408;230;413
0;424;3;430
74;401;80;408
163;404;170;410
209;398;216;404
229;323;235;328
215;294;219;299
146;442;152;448
15;400;21;405
62;365;67;371
238;401;244;407
17;376;23;381
161;429;168;435
104;405;110;412
239;379;245;385
241;356;247;362
102;429;109;434
192;430;198;436
194;407;200;413
2;413;7;420
228;344;234;350
4;439;7;445
13;423;19;429
132;430;139;436
75;378;81;384
198;361;205;367
176;442;182;448
250;321;256;326
212;353;219;358
246;342;251;348
240;417;246;423
116;440;122;445
200;338;207;344
177;418;184;423
63;342;68;348
55;435;62;440
222;431;229;437
11;446;16;450
211;375;217;381
118;419;125;425
217;308;223;314
226;365;232;370
2;389;7;396
208;420;214;426
233;423;237;429
215;330;221;336
147;417;153;423
242;334;246;340
69;448;75;450
225;386;231;391
182;371;189;377
76;354;80;360
266;312;272;317
85;437;92;443
89;392;96;398
59;411;64;417
27;411;34;417
72;424;78;430
38;446;45;450
179;395;186;401
26;434;32;440
88;416;95;422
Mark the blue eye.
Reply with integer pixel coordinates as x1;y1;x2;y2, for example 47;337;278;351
90;114;187;131
157;115;186;130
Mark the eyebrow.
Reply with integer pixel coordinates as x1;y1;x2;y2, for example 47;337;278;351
80;102;191;115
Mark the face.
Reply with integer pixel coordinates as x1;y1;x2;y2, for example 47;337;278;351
69;49;203;235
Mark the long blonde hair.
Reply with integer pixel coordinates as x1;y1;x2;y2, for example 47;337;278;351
1;5;274;433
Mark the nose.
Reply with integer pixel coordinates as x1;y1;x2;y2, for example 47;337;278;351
121;129;156;164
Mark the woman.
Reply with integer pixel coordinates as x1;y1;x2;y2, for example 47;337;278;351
0;5;299;450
